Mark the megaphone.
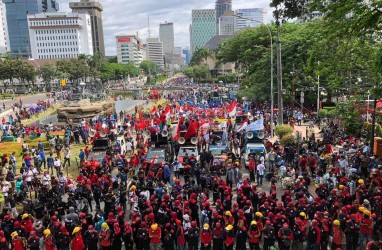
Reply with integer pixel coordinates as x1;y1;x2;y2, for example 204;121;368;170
191;137;198;145
89;129;96;137
143;130;151;137
100;131;107;137
161;130;169;137
248;115;254;121
246;132;254;139
258;131;265;139
178;137;185;144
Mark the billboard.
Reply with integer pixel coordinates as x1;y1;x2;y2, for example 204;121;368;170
118;37;131;43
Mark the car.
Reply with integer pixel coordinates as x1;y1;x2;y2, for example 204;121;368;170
144;148;169;171
92;138;110;152
88;151;107;163
243;143;267;166
177;146;199;168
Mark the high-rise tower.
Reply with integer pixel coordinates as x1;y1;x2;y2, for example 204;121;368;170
69;0;105;56
215;0;232;26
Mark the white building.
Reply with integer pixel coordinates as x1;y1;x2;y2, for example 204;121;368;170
235;8;265;30
0;3;8;53
27;12;93;59
159;22;174;55
116;35;143;67
219;11;236;35
147;38;164;69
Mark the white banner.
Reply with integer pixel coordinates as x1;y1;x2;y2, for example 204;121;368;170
245;118;264;131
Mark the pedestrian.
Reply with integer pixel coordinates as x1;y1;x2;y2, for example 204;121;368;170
200;223;212;250
99;222;111;250
332;219;343;249
149;223;161;250
256;161;265;185
223;224;235;250
63;147;70;168
71;227;85;250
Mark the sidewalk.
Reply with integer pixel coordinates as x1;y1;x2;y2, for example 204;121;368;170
268;123;321;143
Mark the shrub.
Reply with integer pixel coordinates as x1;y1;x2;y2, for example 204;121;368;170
274;125;294;139
280;133;295;146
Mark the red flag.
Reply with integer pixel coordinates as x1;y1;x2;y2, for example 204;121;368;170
149;155;157;170
184;121;198;140
228;100;237;117
377;100;382;109
173;117;184;141
151;106;157;115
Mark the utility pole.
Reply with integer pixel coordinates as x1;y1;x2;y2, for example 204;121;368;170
276;20;283;125
317;61;320;115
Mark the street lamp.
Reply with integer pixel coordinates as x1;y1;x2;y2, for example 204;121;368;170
233;15;274;137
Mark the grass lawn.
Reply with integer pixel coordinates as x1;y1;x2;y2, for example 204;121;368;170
0;132;83;178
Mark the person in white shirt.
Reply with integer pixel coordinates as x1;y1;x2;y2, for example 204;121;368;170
23;168;35;189
54;158;61;177
126;140;133;156
256;161;266;185
41;171;51;186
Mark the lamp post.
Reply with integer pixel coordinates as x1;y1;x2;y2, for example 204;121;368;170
234;15;274;137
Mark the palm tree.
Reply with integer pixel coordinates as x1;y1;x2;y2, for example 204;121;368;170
190;48;214;66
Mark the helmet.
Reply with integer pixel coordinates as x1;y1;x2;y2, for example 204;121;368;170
22;213;29;219
250;221;257;226
11;232;18;238
101;222;109;229
151;223;158;231
72;227;81;235
225;224;233;231
43;229;51;236
333;220;340;226
358;179;364;184
339;185;345;190
255;212;263;218
203;223;209;230
363;209;371;217
225;211;232;217
299;212;306;219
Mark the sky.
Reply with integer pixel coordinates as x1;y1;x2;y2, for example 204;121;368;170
59;0;273;56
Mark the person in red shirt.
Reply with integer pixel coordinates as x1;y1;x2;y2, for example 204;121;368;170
71;227;85;250
21;214;33;234
11;232;26;250
43;229;55;250
248;221;261;250
278;223;293;250
200;223;212;250
248;157;256;182
332;220;343;249
223;224;235;250
84;146;90;160
308;154;317;177
99;223;111;249
149;223;161;250
360;209;373;250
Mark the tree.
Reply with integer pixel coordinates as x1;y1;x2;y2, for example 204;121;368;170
140;60;160;75
39;63;56;91
190;48;214;66
310;0;382;38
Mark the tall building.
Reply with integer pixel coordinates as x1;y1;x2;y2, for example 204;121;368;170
28;12;93;59
116;35;143;67
159;22;174;55
182;47;190;65
4;0;59;56
218;11;236;35
147;38;164;69
235;9;265;30
0;3;8;53
215;0;232;26
69;0;105;56
191;9;216;54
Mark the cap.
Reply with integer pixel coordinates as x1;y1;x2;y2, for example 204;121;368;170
43;229;51;236
225;211;232;217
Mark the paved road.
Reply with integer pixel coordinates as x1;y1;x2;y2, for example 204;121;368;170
0;93;53;119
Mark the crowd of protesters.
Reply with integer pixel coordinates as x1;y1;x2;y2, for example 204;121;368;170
0;78;380;250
